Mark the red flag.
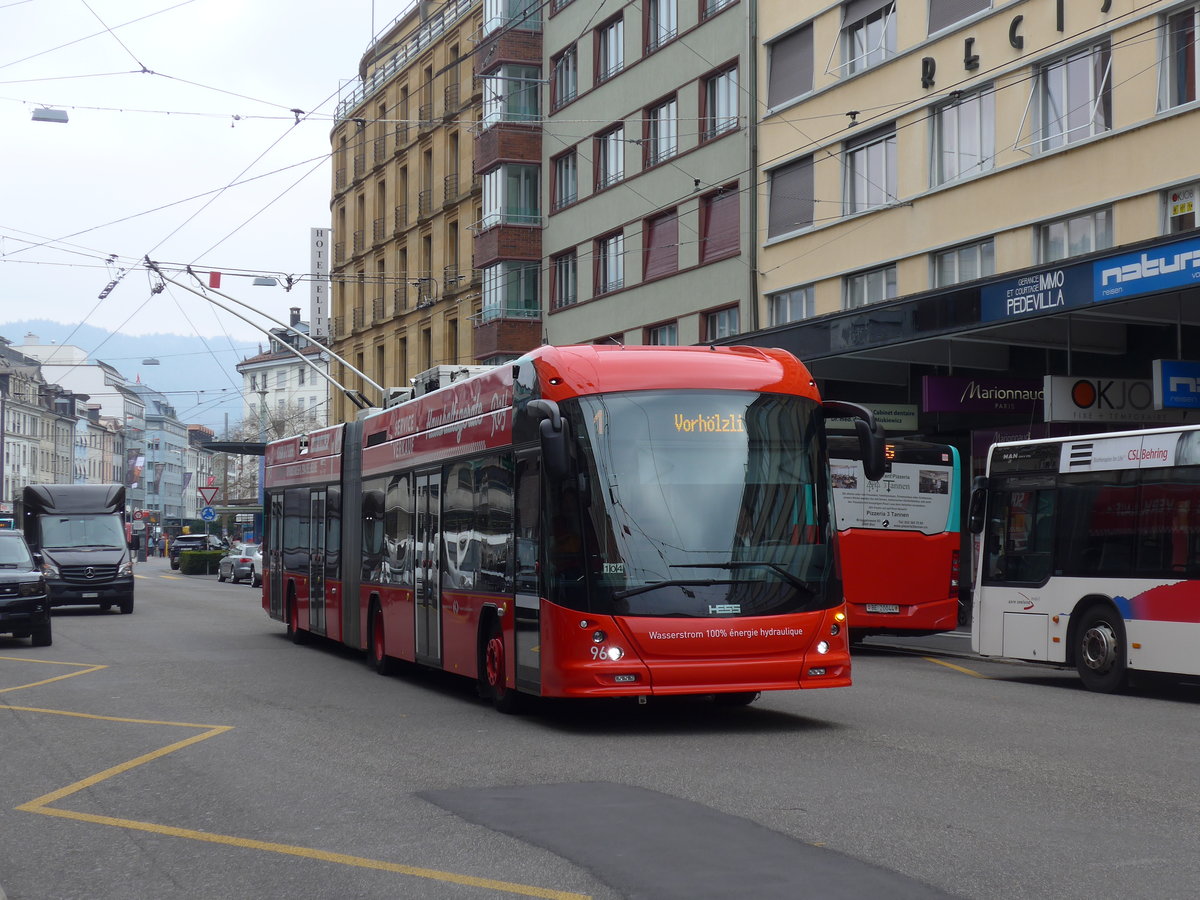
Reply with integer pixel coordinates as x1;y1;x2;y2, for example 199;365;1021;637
208;271;221;288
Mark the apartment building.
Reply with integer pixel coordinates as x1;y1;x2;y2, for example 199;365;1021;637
745;0;1200;458
236;308;330;439
542;0;756;346
329;0;485;424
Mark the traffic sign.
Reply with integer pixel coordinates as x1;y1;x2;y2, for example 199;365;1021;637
133;509;145;520
198;486;219;505
201;506;217;521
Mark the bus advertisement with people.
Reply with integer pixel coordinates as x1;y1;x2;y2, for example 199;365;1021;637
828;437;962;639
263;344;885;710
969;424;1200;692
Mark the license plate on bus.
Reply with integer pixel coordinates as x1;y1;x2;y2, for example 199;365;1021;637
82;592;99;598
865;604;900;614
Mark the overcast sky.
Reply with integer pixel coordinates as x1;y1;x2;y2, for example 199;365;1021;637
1;0;411;346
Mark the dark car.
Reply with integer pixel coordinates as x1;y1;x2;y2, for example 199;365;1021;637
217;543;262;586
0;531;52;647
169;533;227;570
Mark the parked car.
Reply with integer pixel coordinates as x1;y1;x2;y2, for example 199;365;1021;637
169;533;227;570
0;531;52;646
218;543;262;586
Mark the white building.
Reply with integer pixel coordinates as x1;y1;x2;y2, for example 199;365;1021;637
236;308;330;441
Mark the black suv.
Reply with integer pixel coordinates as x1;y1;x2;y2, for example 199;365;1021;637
0;531;52;646
169;533;227;570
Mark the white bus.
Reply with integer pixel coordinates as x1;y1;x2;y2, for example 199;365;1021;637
969;424;1200;692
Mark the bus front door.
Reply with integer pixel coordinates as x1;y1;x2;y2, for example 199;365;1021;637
309;490;326;634
268;492;284;620
414;472;442;666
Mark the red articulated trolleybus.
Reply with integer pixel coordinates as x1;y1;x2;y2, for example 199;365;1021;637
263;344;884;711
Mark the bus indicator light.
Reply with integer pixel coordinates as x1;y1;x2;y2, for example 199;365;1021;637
592;630;607;643
808;667;827;676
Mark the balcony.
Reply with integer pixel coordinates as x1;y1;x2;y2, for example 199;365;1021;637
352;308;366;330
444;82;460;118
373;217;386;246
418;102;434;132
394;122;409;152
352;230;365;257
444;173;460;205
334;242;346;264
372;296;386;322
335;168;347;191
418;189;434;218
444;263;462;292
392;284;407;316
353;154;366;180
394;204;408;235
374;135;387;165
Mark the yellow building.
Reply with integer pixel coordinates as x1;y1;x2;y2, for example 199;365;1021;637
751;0;1200;434
329;0;483;424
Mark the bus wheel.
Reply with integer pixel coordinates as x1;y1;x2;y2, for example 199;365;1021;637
286;599;305;645
1075;606;1127;693
369;605;394;676
482;621;519;713
714;691;759;707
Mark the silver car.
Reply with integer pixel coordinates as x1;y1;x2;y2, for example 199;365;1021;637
217;543;262;586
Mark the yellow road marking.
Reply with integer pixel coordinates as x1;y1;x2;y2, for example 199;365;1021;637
2;670;590;899
923;656;989;678
0;656;107;694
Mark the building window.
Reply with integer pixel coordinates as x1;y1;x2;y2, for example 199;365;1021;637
767;25;813;109
932;87;995;185
1038;207;1112;263
643;210;679;280
768;287;813;325
1166;182;1198;233
552;251;578;308
704;306;739;341
702;65;739;139
482;261;540;321
551;46;578;109
482;65;540;127
846;264;897;308
298;368;306;386
484;0;541;34
767;156;814;239
645;96;678;165
1162;7;1199;110
846;126;896;214
596;17;624;83
1035;42;1111;152
595;232;625;294
553;150;577;210
647;321;679;345
595;126;624;189
646;0;677;52
934;239;994;287
482;164;540;228
702;0;736;18
928;0;989;35
843;0;896;75
276;370;286;388
699;186;739;263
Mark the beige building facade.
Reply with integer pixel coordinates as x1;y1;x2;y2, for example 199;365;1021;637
329;0;485;424
751;0;1200;407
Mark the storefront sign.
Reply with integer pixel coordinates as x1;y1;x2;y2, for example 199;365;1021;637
1044;376;1198;423
1094;234;1200;302
1152;359;1200;409
922;376;1043;414
980;263;1091;323
825;403;918;433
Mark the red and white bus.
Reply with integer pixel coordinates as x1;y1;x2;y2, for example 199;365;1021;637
263;344;883;710
970;424;1200;692
829;437;962;639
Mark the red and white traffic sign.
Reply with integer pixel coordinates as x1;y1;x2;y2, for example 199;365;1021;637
197;486;219;505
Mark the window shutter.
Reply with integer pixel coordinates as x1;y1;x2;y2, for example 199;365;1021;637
701;189;739;262
643;211;679;280
767;157;814;238
767;24;813;108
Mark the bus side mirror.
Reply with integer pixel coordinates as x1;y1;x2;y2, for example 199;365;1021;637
968;476;989;534
528;399;569;481
822;400;886;481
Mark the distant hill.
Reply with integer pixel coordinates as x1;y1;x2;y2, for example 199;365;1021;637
0;320;261;434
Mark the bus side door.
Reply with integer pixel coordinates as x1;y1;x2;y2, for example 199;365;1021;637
414;471;442;666
514;451;541;694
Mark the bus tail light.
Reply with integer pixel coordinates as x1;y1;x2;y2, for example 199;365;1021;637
949;550;960;594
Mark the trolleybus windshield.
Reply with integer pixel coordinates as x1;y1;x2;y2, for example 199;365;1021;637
552;389;838;618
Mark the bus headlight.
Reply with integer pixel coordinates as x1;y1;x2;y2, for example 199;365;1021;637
816;641;830;654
